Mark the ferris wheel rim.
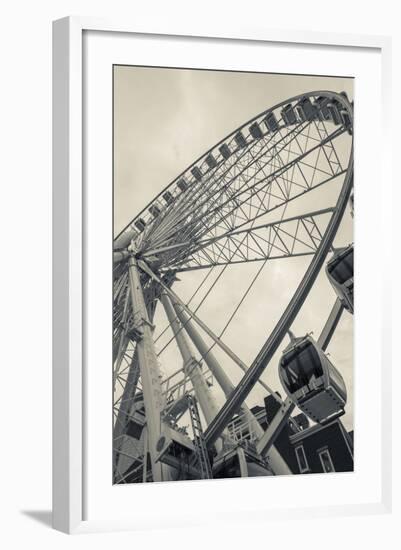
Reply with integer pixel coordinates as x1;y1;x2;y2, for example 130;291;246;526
114;89;353;247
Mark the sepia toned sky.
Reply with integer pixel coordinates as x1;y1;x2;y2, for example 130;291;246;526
114;66;354;431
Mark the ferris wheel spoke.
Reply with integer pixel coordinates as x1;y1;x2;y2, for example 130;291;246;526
113;279;161;439
145;121;310;251
166;208;333;271
313;117;344;171
145;141;260;245
272;130;333;191
155;165;345;270
159;215;254;271
192;141;345;245
177;123;315;239
162;126;346;251
166;125;287;218
146;123;312;254
203;177;353;448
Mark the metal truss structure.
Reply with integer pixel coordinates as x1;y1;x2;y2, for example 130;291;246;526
113;90;354;483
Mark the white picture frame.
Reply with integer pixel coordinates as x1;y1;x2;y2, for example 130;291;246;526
52;16;392;534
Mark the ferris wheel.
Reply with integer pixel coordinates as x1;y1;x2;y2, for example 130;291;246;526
113;90;354;483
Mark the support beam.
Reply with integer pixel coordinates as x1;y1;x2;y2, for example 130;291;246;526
172;299;292;475
160;292;224;453
139;259;293;474
171;299;234;397
113;348;140;467
141;242;190;257
171;208;333;271
317;297;344;351
127;256;171;482
138;259;279;401
256;397;295;457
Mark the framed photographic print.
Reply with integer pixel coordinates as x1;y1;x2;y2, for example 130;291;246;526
53;17;392;534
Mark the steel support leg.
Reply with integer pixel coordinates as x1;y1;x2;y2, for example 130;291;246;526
256;397;295;456
113;287;130;386
172;300;293;475
127;256;170;482
113;348;140;472
161;292;224;453
317;297;344;351
138;259;278;399
138;260;292;474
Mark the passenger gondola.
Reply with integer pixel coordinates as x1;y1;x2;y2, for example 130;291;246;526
249;121;264;140
134;218;146;233
295;97;317;122
327;99;343;125
313;96;332;121
281;104;298;126
205;153;218;169
163;190;174;205
149;204;161;218
177;177;189;192
279;334;347;424
326;244;354;313
219;143;231;160
264;112;279;133
340;107;352;134
234;131;247;149
191;166;203;181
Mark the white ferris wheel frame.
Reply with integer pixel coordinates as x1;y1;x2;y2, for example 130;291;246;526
52;16;392;534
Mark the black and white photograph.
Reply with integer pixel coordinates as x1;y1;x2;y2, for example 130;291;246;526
112;66;354;484
1;0;397;545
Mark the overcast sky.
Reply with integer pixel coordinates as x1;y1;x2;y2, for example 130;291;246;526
114;66;354;432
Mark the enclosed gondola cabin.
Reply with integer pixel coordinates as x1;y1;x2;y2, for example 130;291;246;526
313;96;332;121
177;177;189;192
163;190;174;205
281;104;297;126
340;108;353;134
327;100;343;125
219;143;231;160
296;97;317;122
279;335;347;424
326;244;354;313
191;166;203;182
249;121;263;140
149;204;161;218
234;131;247;149
134;218;146;233
264;112;279;133
205;153;217;170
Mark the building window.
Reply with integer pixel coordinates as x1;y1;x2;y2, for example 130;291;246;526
318;448;335;473
295;445;310;473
